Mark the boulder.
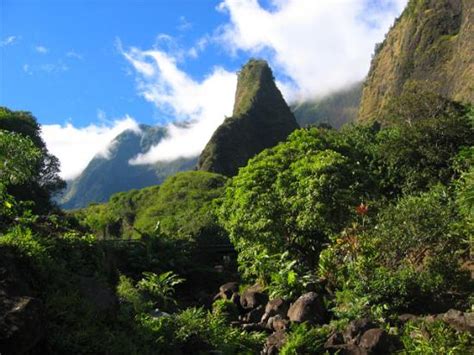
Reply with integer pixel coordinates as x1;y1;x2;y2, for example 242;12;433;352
324;332;344;349
342;318;376;344
266;315;289;332
262;330;287;355
214;281;239;301
359;328;392;354
287;292;326;324
261;298;289;323
240;284;268;310
397;313;418;324
244;305;265;323
441;309;474;333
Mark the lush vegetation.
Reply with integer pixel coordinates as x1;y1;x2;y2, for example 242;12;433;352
1;81;473;353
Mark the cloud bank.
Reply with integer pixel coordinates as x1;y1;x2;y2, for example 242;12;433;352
122;47;236;164
41;117;140;180
123;0;407;165
217;0;407;100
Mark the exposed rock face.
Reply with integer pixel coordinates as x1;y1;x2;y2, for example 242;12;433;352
197;59;299;176
359;0;474;121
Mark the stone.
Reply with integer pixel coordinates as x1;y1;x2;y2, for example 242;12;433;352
397;313;418;324
342;318;376;344
359;328;392;353
261;298;289;323
324;332;344;349
266;315;289;332
262;330;287;355
442;309;474;333
244;305;265;323
219;282;239;299
240;284;268;310
287;292;326;324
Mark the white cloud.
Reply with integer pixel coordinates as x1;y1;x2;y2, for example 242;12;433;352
121;45;236;164
66;50;83;60
121;0;407;165
217;0;407;100
41;116;141;180
177;16;193;31
35;45;49;54
1;35;19;47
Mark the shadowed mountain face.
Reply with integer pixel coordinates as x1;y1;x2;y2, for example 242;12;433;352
359;0;474;121
292;82;362;129
197;59;299;177
60;125;196;209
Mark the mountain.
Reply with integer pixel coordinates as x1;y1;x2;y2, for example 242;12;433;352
197;59;299;176
359;0;474;121
291;82;362;129
60;125;196;209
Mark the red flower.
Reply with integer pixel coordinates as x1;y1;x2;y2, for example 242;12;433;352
356;203;368;216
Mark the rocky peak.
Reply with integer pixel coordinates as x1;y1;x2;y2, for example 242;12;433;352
197;59;299;176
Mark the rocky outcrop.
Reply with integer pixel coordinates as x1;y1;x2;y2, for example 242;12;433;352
359;0;474;121
197;59;299;176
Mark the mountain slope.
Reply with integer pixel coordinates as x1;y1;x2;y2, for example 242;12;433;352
359;0;474;121
291;82;362;128
197;59;299;176
60;125;196;209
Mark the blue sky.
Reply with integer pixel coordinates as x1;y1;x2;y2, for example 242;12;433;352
1;0;407;179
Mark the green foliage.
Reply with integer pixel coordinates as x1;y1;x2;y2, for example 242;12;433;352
280;323;331;355
137;271;185;311
212;299;239;321
219;127;372;284
138;307;265;354
375;89;473;194
323;185;471;317
400;320;473;354
0;107;65;212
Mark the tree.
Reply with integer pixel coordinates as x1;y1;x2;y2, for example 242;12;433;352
0;107;65;212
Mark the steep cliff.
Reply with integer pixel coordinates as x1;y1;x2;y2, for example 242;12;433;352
359;0;473;121
197;59;299;176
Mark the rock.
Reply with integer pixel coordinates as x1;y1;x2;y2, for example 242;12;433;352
197;59;299;177
262;330;287;355
245;305;265;324
266;315;289;332
359;328;392;353
214;282;239;301
340;344;368;355
240;284;268;310
287;292;326;324
0;296;45;354
261;298;289;323
342;318;376;344
442;309;474;333
220;282;239;297
324;332;344;348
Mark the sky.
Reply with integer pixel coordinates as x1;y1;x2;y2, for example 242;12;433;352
1;0;407;179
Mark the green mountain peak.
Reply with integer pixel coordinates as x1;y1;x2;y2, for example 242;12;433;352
197;59;299;176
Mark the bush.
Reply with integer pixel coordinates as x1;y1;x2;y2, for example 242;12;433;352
400;320;473;354
280;323;330;355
